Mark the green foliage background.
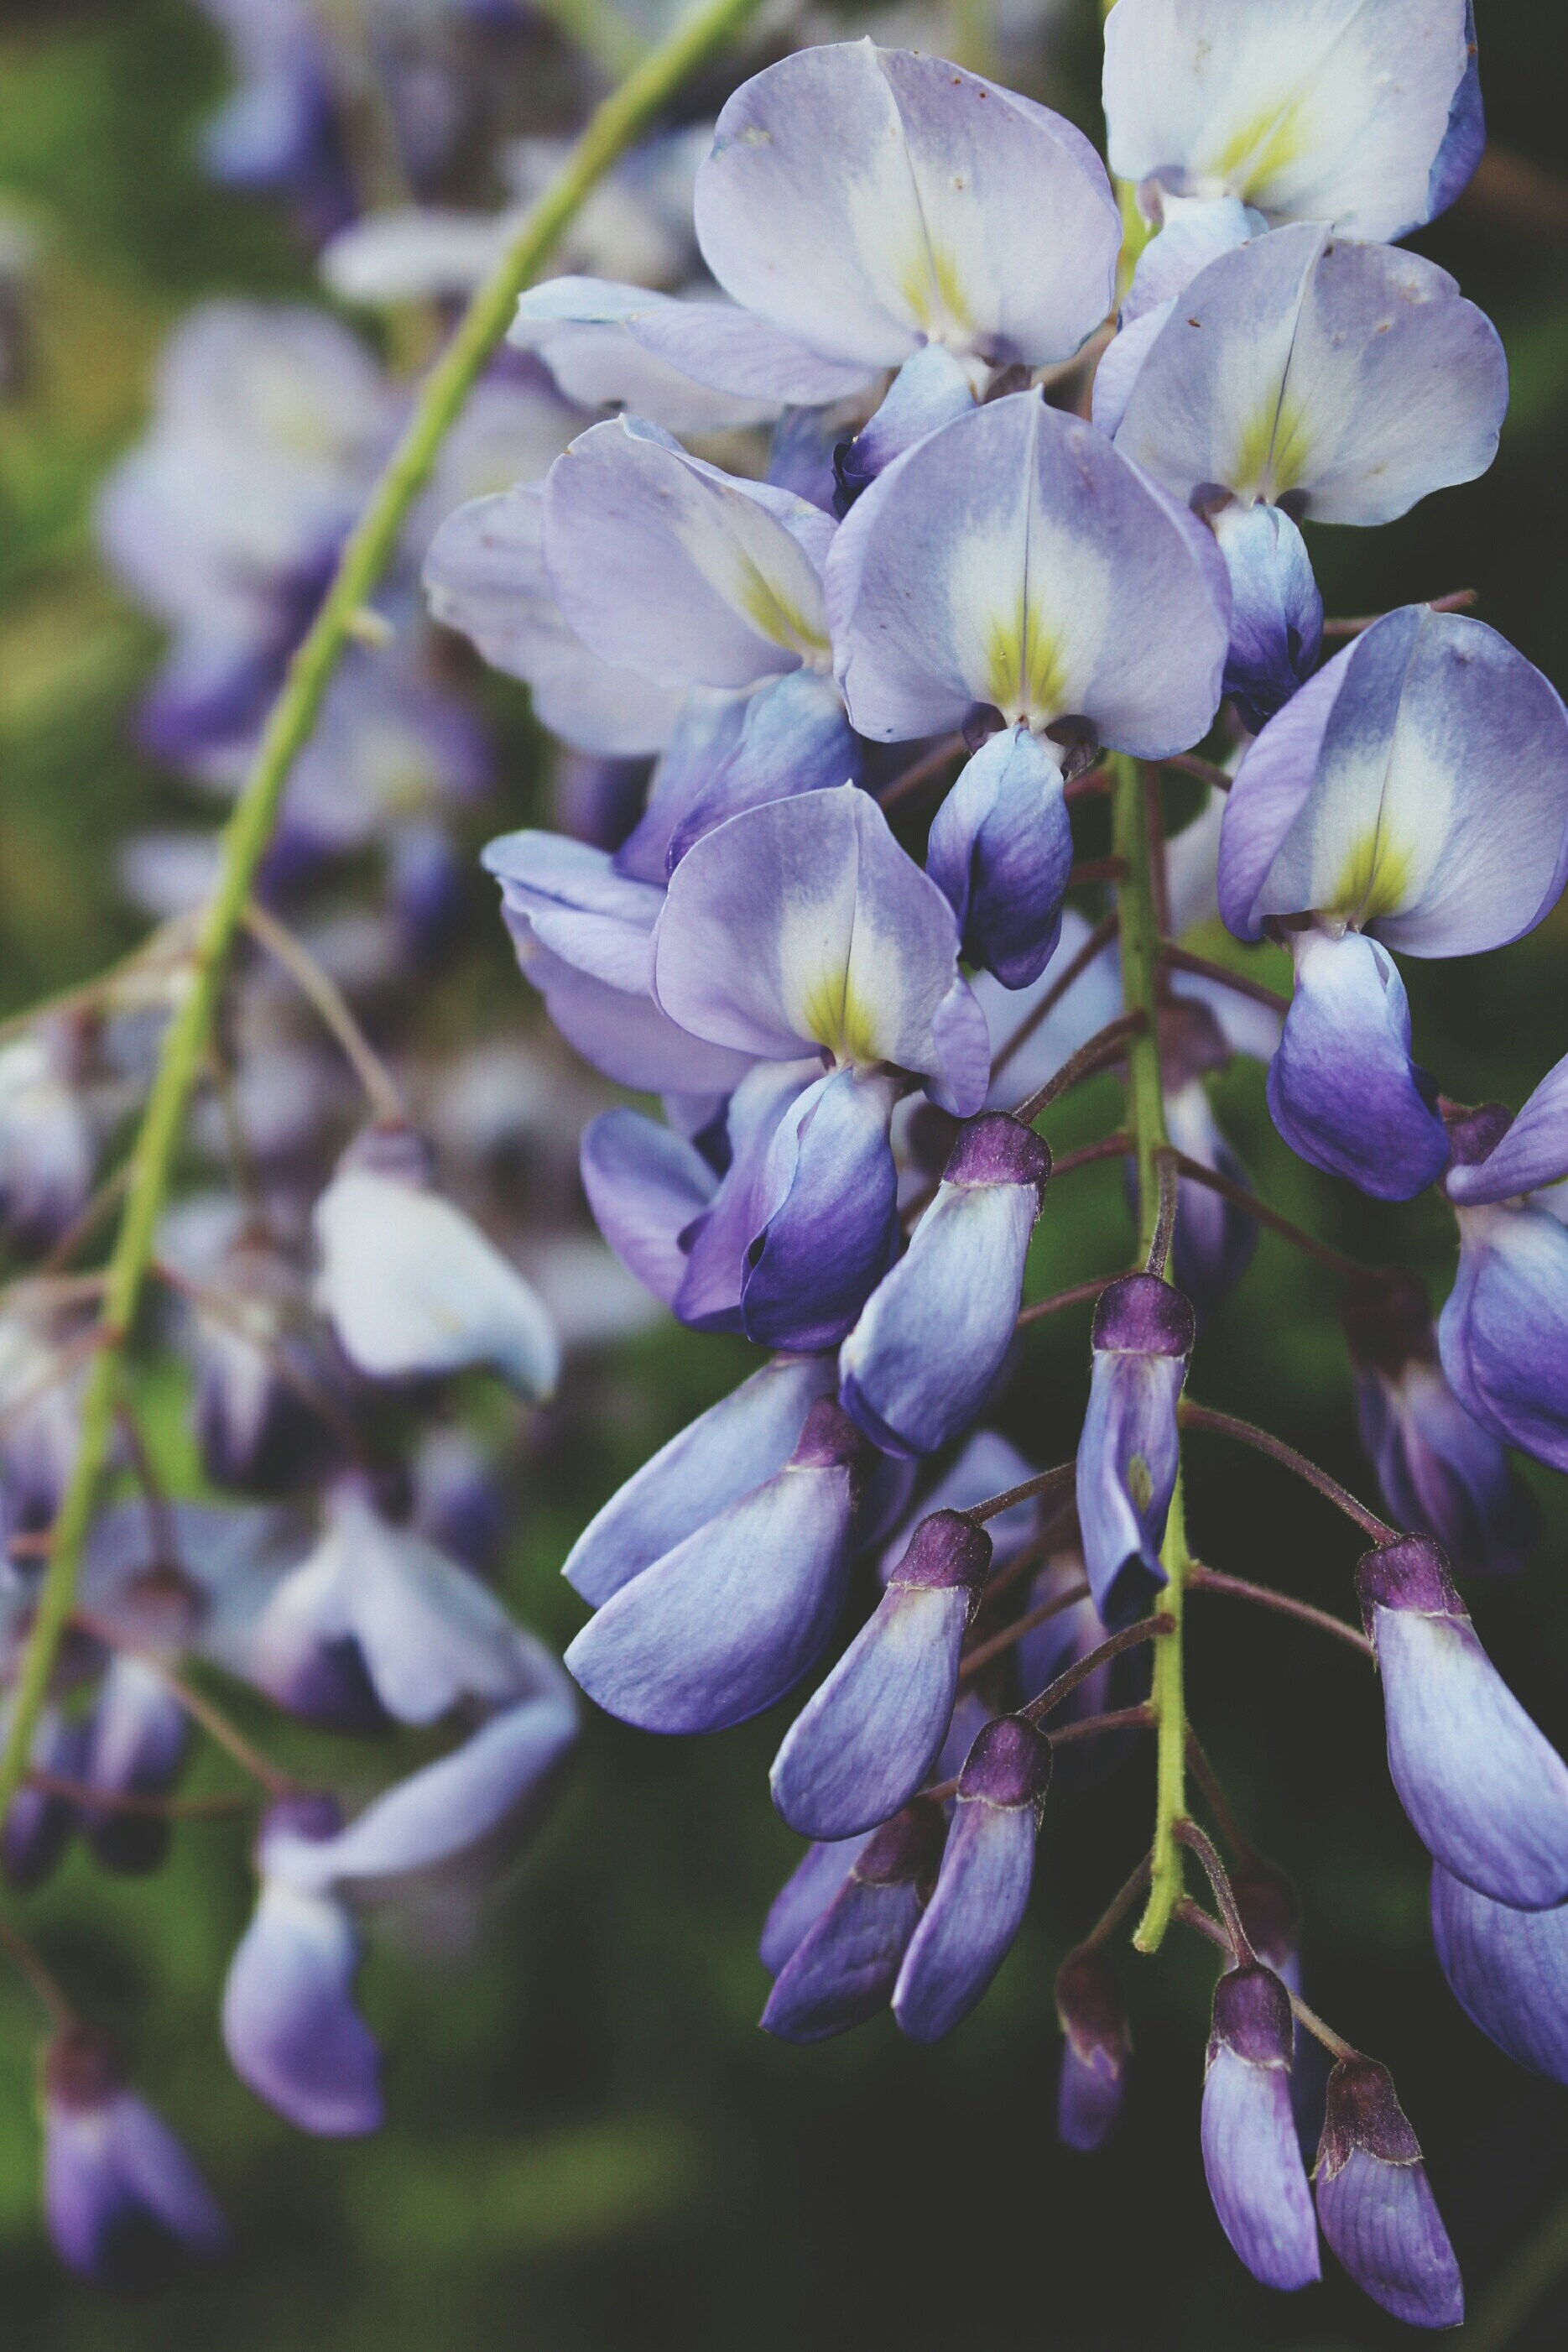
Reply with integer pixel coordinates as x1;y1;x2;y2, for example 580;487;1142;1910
3;3;1568;2344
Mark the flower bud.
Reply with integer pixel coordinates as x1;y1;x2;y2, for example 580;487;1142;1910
566;1400;873;1734
1357;1536;1568;1907
758;1833;876;1979
1;1704;85;1893
190;1223;353;1496
1201;1963;1320;2292
892;1714;1050;2042
761;1800;946;2044
839;1113;1049;1458
1314;2059;1463;2329
1076;1274;1195;1627
41;2024;227;2291
1055;1947;1131;2151
770;1510;991;1839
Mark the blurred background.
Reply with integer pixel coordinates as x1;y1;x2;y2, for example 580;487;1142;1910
3;1;1568;2344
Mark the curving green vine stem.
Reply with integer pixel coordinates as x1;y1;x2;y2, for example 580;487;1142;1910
0;0;769;1828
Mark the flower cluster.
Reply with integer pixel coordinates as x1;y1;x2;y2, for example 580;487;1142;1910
418;4;1568;2329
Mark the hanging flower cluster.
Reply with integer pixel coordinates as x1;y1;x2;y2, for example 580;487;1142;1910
420;4;1568;2329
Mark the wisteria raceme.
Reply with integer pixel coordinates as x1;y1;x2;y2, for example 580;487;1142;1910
8;0;1568;2319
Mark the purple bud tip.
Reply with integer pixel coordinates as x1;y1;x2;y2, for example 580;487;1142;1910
957;1714;1052;1812
338;1121;435;1189
1355;1535;1465;1630
889;1510;992;1595
942;1113;1051;1197
1055;1947;1129;2057
257;1791;342;1859
1317;2058;1423;2174
1442;1100;1513;1171
789;1397;875;1475
1232;1862;1302;1974
1339;1270;1434;1375
1209;1963;1294;2068
42;2024;124;2112
1091;1272;1196;1359
852;1797;947;1894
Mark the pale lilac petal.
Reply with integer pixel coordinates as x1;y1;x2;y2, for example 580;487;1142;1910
695;43;1119;372
827;394;1228;752
1431;1863;1568;2083
1104;0;1480;240
654;784;987;1110
563;1354;836;1606
425;487;681;756
542;418;831;691
580;1108;717;1310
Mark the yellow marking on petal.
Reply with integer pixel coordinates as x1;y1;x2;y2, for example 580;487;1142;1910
899;240;972;344
1331;829;1414;929
1232;393;1309;504
797;969;882;1067
736;561;831;662
981;603;1069;728
1209;95;1310;205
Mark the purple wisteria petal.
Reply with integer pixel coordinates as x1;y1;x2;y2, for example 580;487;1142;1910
1431;1862;1568;2084
1211;502;1323;733
43;2030;227;2292
1359;1537;1568;1908
675;1061;820;1334
770;1510;991;1838
761;1798;946;2043
834;343;976;510
1267;929;1449;1201
1201;1965;1320;2292
654;784;988;1114
892;1713;1050;2041
1221;607;1568;957
1116;223;1507;525
1103;0;1481;240
564;1354;836;1606
1076;1275;1195;1628
741;1066;903;1352
510;277;873;407
565;1400;870;1733
1055;1947;1132;2152
1445;1051;1568;1206
244;1485;536;1729
81;1657;189;1876
1315;2058;1464;2328
1428;3;1485;223
2;1705;85;1892
1440;1202;1568;1471
839;1113;1049;1457
612;691;748;883
695;43;1119;373
222;1875;382;2136
926;725;1074;988
759;1833;875;1976
1346;1276;1538;1576
313;1134;560;1399
279;1674;576;1895
579;1108;718;1311
542;418;832;691
827;393;1229;752
425;485;682;757
662;670;862;874
483;826;755;1096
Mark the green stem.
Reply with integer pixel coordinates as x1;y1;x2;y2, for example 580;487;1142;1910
0;0;769;1831
1107;754;1189;1953
1136;1471;1190;1952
